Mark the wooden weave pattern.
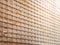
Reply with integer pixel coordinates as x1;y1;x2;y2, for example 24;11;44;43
0;0;60;45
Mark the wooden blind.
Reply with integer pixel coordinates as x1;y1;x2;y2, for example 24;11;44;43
0;0;60;45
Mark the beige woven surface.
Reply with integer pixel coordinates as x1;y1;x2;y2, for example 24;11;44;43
0;0;60;45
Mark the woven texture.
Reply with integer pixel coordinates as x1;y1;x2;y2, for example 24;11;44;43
0;0;60;45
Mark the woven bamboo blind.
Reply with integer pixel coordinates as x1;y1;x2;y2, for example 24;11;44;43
0;0;60;45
